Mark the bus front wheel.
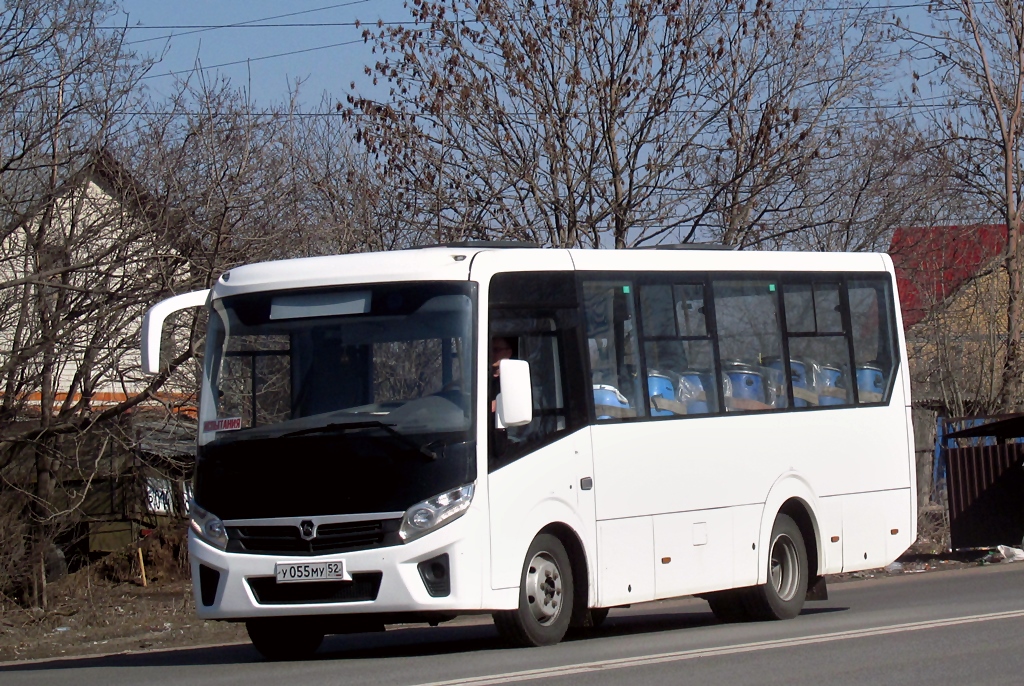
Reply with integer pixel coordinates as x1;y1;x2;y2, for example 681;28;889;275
493;533;574;647
246;618;324;661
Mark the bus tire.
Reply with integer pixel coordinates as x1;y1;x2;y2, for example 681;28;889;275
588;607;610;627
750;514;807;620
493;533;574;647
246;618;324;661
706;590;750;623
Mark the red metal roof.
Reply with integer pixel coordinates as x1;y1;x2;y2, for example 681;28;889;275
889;224;1006;327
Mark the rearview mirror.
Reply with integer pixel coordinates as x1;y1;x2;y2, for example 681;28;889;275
495;359;533;428
141;289;210;374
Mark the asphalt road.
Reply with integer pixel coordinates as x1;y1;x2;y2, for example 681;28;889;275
3;564;1023;686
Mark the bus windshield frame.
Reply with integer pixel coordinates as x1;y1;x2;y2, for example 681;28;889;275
198;281;477;448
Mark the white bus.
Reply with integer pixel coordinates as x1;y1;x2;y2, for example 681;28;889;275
141;244;915;659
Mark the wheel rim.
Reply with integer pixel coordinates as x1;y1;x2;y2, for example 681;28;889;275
525;551;563;625
769;533;800;601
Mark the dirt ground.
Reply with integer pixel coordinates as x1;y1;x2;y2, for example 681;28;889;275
0;527;250;663
0;575;248;662
0;530;1017;664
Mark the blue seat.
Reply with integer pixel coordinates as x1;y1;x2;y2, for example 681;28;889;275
857;365;885;401
724;363;766;405
768;358;811;407
648;373;676;416
593;385;630;420
818;365;847;405
679;371;711;414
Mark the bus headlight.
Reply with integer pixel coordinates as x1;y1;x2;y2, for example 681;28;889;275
189;501;228;550
400;483;475;543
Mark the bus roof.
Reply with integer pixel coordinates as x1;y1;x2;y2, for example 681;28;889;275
210;245;893;299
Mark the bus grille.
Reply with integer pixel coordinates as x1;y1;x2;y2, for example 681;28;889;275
225;519;401;556
247;572;383;605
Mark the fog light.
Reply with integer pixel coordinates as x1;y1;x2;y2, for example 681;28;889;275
417;554;451;597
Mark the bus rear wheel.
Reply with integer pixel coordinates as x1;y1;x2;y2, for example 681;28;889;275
750;513;807;620
246;618;324;661
493;533;574;647
706;590;750;623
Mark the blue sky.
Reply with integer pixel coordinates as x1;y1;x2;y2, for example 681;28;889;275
112;1;935;113
114;0;408;107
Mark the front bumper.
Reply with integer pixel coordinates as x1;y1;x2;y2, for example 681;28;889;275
189;510;483;620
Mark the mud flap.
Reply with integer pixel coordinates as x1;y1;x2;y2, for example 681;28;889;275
806;575;828;601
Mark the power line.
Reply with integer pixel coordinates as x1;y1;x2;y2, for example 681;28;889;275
109;2;966;86
107;1;955;39
140;39;366;81
121;0;379;47
11;96;971;118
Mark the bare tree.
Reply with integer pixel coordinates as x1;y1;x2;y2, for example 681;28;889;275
129;78;399;275
898;0;1024;409
276;96;413;254
788;116;967;253
349;0;735;247
907;248;1008;417
347;0;895;249
0;0;176;607
681;1;894;248
0;1;398;607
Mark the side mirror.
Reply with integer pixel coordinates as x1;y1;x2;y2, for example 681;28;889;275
141;289;210;374
495;359;533;428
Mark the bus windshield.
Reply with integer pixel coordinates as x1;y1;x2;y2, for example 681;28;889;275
199;282;475;446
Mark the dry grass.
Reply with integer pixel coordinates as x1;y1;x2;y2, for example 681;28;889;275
909;505;951;555
0;527;246;663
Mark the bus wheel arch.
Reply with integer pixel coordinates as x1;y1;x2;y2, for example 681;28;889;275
537;522;599;630
776;498;820;589
758;477;825;587
709;503;818;624
493;531;575;646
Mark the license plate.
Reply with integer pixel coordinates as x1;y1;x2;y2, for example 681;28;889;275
275;560;350;583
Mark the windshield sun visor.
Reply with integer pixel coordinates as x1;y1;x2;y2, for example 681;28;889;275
270;291;371;320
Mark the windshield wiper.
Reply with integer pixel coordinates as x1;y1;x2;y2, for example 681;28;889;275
279;420;439;460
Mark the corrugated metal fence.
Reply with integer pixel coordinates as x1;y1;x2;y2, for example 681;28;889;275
944;440;1024;549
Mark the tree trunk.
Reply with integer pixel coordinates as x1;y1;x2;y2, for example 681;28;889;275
1000;210;1023;409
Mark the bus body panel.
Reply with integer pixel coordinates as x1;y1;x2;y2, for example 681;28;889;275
210;248;475;299
652;503;762;597
597;516;655;607
839;488;914;572
188;506;489;619
888;250;919;547
467;249;585;596
486;429;595;592
589;405;911;515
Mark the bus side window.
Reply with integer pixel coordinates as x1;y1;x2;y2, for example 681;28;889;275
782;281;855;408
638;282;718;416
488;272;588;470
848;278;897;404
712;279;788;412
583;281;646;421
